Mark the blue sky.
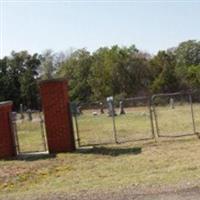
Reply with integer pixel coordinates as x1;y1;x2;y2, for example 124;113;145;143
0;0;200;58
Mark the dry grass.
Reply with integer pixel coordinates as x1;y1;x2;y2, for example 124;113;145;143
0;138;200;199
1;104;200;199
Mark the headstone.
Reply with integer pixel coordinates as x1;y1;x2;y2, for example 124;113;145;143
20;104;24;119
27;109;32;121
77;106;82;115
99;102;104;114
106;96;116;117
170;98;175;109
93;111;98;116
119;100;125;114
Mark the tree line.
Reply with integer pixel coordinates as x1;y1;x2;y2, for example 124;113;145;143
0;40;200;110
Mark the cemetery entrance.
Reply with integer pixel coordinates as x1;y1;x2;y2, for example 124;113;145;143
13;110;48;154
0;79;75;159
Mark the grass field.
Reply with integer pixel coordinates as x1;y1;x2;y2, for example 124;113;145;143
0;138;200;199
1;104;200;199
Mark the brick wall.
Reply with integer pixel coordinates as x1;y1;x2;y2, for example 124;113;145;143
0;101;16;159
39;79;75;153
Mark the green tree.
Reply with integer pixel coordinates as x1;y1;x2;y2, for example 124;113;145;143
186;65;200;89
1;51;41;109
88;45;150;100
58;49;92;102
150;51;179;93
0;57;11;102
19;53;40;108
175;40;200;89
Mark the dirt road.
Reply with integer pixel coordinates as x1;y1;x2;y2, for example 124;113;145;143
62;187;200;200
4;186;200;200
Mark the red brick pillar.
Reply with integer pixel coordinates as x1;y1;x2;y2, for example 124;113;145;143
0;101;16;159
39;79;75;153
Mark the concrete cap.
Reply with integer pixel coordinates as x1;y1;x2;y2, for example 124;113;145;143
0;101;13;107
39;78;67;85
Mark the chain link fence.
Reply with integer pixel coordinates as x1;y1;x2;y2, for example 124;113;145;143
71;102;116;146
12;110;48;154
72;97;155;147
114;97;154;143
190;90;200;136
72;91;200;147
11;91;200;152
151;92;198;138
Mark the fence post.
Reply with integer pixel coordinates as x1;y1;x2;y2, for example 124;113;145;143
151;96;160;139
70;103;81;147
111;100;118;144
39;112;48;152
149;98;157;142
11;112;20;154
189;94;196;135
74;113;81;147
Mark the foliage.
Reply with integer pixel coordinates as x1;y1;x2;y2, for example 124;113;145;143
150;51;179;93
175;40;200;89
0;40;200;108
186;65;200;89
0;51;40;109
58;49;92;102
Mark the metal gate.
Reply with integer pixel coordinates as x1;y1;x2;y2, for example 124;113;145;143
71;101;116;147
72;92;200;147
151;92;198;138
72;96;155;147
12;110;48;154
114;97;154;143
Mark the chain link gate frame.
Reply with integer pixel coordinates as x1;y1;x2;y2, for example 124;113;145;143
71;96;156;147
151;92;199;138
113;96;155;144
71;101;117;147
12;111;48;154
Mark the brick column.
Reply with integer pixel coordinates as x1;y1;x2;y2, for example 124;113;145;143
0;101;16;159
39;79;75;153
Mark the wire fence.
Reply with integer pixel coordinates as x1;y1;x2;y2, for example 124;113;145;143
114;97;154;143
71;102;116;146
151;92;197;138
11;91;200;152
12;110;48;154
72;91;200;147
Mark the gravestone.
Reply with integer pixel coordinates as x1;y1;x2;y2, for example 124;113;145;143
119;100;126;114
20;104;24;120
99;102;104;114
170;98;175;109
106;96;116;117
26;109;32;121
